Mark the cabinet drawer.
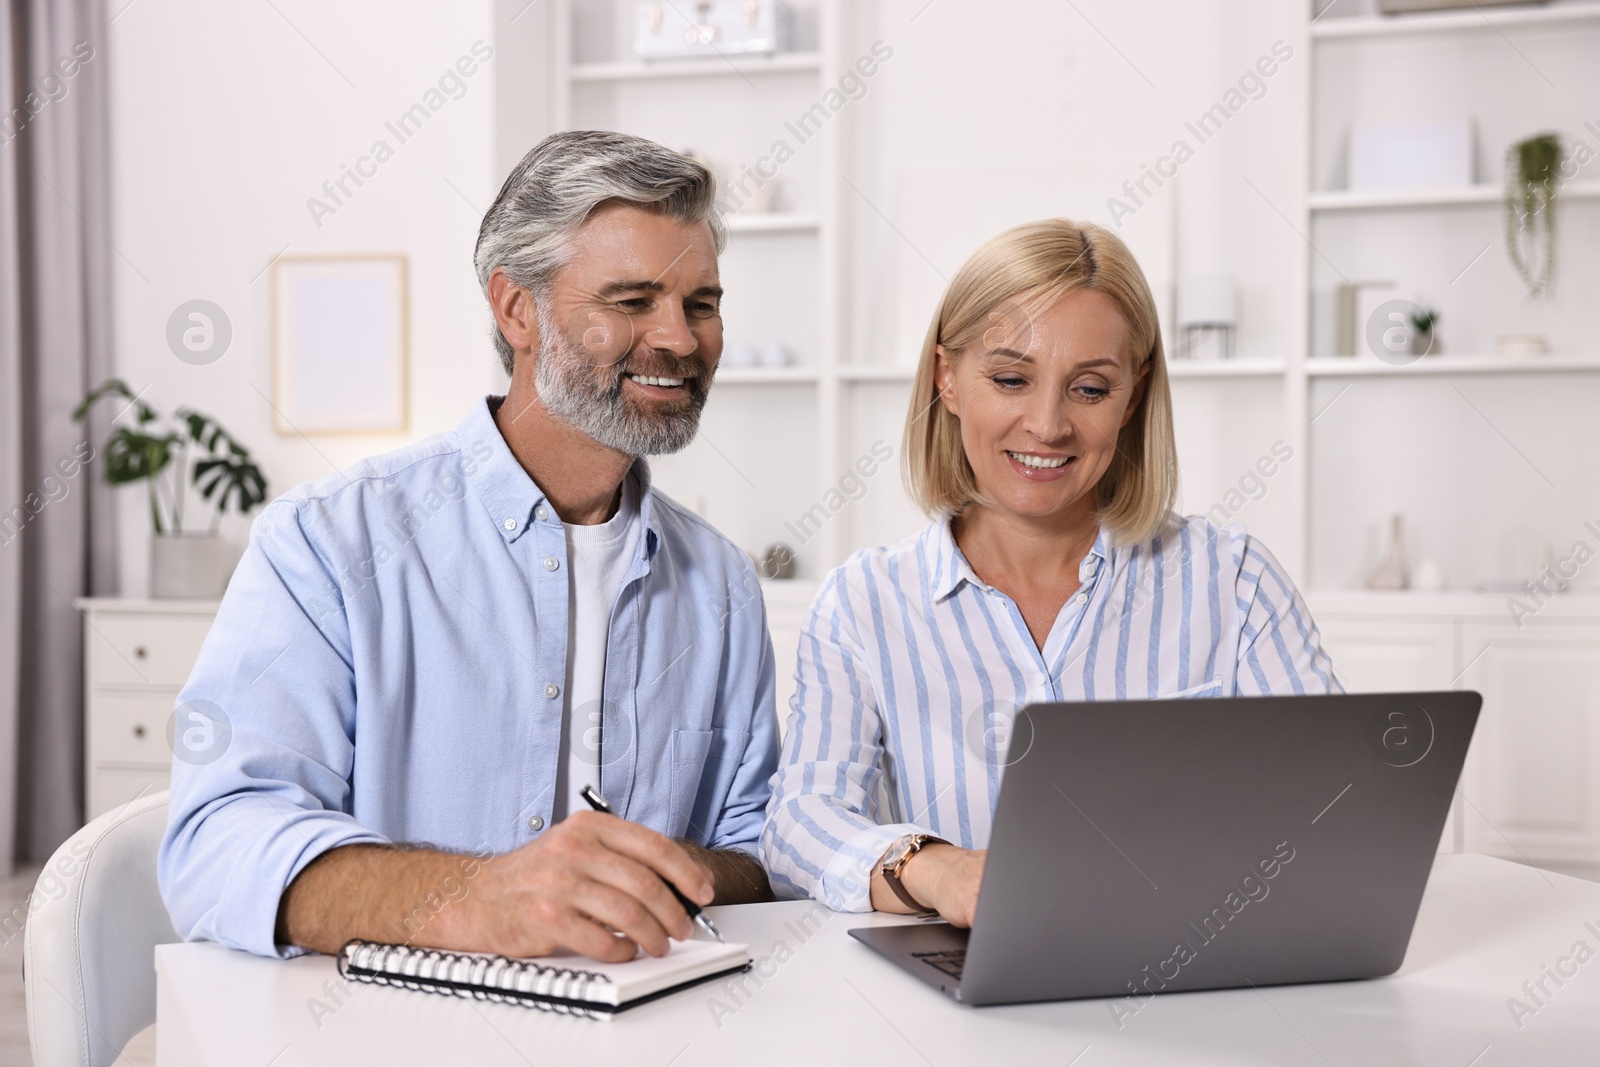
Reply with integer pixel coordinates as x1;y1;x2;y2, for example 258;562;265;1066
90;613;213;688
87;765;172;821
89;694;177;766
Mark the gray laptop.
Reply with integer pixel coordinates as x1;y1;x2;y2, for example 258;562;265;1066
850;690;1480;1006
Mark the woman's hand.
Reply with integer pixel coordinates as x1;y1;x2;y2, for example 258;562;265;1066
871;843;987;927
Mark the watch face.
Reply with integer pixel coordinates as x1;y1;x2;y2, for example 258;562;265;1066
883;835;917;871
897;835;931;869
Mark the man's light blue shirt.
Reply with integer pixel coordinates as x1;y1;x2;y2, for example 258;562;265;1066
159;397;779;958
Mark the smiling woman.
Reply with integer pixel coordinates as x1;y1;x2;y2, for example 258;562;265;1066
761;218;1342;927
908;219;1177;553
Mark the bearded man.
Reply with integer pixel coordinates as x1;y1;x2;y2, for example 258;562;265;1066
160;131;778;963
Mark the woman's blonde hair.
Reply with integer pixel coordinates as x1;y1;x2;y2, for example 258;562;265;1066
902;218;1178;546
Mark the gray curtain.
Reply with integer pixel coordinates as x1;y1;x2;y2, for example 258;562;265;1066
0;0;116;872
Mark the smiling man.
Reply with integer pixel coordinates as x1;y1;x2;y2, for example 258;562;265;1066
160;131;778;963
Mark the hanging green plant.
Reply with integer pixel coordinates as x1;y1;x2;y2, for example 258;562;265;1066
1504;132;1561;299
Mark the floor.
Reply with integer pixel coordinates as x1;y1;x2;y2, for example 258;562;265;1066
0;865;155;1067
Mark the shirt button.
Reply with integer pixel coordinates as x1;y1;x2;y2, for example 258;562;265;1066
535;506;548;521
1075;592;1088;605
502;518;517;531
1037;673;1048;686
544;556;559;571
527;815;544;832
545;683;560;699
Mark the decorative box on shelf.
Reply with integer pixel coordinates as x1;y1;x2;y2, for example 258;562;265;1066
76;597;219;819
634;1;793;60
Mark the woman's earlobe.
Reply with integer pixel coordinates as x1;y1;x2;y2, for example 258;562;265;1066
933;349;962;416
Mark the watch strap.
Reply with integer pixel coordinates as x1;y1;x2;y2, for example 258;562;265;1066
879;834;947;917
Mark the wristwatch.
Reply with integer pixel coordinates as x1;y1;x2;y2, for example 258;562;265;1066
875;833;948;916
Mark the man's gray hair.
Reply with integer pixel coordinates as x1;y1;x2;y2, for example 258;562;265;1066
474;130;726;375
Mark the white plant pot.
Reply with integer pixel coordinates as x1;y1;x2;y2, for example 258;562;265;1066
150;533;238;599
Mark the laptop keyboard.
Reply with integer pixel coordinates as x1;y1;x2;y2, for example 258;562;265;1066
914;949;966;979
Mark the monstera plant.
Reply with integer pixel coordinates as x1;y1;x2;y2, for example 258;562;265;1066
74;378;268;596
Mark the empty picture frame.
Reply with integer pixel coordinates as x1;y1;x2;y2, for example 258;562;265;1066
272;254;409;434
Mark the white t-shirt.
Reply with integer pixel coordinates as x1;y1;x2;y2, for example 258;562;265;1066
553;471;643;822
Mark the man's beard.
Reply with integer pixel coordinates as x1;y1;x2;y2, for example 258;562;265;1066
533;306;712;456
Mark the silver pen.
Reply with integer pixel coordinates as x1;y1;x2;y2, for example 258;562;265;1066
579;784;724;943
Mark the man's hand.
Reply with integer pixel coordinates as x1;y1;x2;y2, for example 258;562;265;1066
279;812;715;961
870;843;986;927
435;811;714;961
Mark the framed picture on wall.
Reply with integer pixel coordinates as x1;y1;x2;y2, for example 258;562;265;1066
271;254;409;434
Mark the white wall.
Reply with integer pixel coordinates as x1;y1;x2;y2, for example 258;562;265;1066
107;0;498;594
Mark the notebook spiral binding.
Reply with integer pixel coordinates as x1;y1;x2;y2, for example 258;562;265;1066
338;940;612;1018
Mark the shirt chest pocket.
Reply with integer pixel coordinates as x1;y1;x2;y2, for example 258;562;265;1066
1157;678;1223;699
669;728;746;841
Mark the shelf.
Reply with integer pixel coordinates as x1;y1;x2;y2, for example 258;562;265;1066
726;213;821;234
839;365;915;382
1167;359;1285;378
571;52;823;82
714;367;819;384
1309;180;1600;213
836;362;1287;381
1306;354;1600;376
1311;2;1600;40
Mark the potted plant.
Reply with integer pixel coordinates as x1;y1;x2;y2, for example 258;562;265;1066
73;379;268;598
1505;132;1561;299
1409;306;1439;357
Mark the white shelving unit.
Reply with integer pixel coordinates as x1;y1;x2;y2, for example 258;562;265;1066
554;0;851;573
1167;359;1287;379
1300;4;1600;871
725;212;822;233
569;51;824;81
1307;354;1600;377
545;0;1600;589
1309;179;1600;213
1310;0;1600;38
1295;0;1600;585
714;366;821;385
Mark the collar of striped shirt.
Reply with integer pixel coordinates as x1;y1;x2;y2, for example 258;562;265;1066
927;515;1108;601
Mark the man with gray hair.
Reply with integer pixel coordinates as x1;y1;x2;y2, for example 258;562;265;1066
160;131;778;964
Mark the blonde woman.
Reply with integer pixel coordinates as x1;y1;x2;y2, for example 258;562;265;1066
760;219;1340;926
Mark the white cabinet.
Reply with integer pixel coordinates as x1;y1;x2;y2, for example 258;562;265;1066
1309;592;1600;874
1313;615;1456;694
1457;622;1600;869
77;598;218;819
1313;612;1460;853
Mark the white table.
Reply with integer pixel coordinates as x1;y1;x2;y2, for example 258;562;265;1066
156;854;1600;1065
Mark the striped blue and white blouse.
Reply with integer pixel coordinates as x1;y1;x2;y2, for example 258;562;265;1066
760;513;1342;911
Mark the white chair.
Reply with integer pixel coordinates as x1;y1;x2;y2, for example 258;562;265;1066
24;790;178;1067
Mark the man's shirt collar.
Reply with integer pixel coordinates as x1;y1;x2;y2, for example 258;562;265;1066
459;395;660;557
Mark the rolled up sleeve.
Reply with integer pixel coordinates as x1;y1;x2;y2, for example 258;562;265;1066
1232;531;1344;697
157;500;388;959
700;565;782;858
761;573;932;912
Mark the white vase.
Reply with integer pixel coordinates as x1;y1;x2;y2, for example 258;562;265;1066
150;533;237;599
1366;514;1409;591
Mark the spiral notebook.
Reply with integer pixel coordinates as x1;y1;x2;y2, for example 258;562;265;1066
337;938;751;1018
